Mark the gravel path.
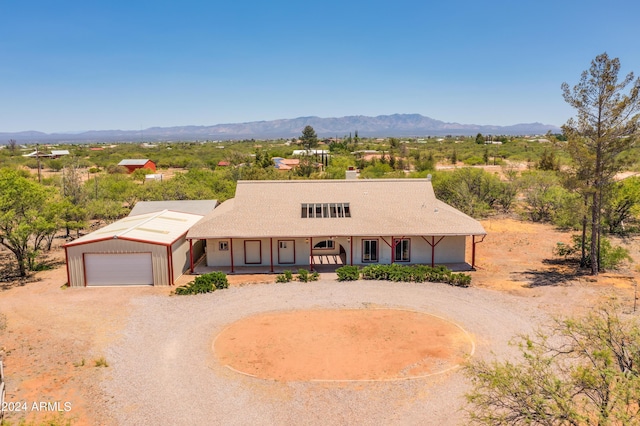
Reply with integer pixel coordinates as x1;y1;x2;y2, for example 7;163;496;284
102;280;552;425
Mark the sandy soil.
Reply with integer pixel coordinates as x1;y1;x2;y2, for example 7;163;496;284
0;217;638;424
214;309;471;381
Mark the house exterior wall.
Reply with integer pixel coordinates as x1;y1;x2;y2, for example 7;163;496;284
66;239;169;287
207;238;313;267
171;235;192;282
204;235;467;268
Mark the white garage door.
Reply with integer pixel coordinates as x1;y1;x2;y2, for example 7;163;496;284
85;253;154;286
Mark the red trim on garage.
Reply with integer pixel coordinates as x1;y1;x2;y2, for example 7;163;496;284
64;245;71;287
167;245;173;285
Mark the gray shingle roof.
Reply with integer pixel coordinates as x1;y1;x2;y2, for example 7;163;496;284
187;179;486;239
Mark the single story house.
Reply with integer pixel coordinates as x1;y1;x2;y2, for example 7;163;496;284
65;200;217;286
186;178;486;273
117;159;156;173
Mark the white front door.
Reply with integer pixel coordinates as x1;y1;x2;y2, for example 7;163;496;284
278;240;295;264
244;240;262;264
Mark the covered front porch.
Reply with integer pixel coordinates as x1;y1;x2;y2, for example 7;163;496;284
187;234;484;275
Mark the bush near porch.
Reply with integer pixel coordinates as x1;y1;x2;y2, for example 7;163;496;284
337;264;471;287
175;271;229;295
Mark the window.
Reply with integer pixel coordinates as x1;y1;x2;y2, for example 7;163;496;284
313;240;335;250
301;203;352;218
363;239;378;262
394;239;410;262
279;241;288;249
219;241;229;251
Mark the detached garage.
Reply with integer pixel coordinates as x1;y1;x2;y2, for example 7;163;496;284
64;209;206;287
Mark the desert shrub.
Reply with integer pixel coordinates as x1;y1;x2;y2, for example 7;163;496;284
94;357;109;367
276;270;293;283
553;234;632;271
175;271;228;295
296;269;320;282
106;165;129;174
360;264;471;287
297;269;310;282
336;265;360;281
462;156;484;166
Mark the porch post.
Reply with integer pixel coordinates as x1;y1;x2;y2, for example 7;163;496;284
431;236;435;267
350;236;353;266
310;237;314;271
391;236;394;264
472;235;476;269
230;238;234;273
189;239;194;273
270;237;274;273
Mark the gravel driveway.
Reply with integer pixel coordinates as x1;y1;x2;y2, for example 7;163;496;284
102;279;553;425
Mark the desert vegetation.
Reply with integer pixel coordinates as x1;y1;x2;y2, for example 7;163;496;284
1;54;639;285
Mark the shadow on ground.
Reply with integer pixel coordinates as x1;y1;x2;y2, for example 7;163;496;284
512;258;587;287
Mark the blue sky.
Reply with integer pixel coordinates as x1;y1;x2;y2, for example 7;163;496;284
2;0;639;133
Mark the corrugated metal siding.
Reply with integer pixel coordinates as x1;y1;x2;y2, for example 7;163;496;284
67;239;169;287
171;236;191;282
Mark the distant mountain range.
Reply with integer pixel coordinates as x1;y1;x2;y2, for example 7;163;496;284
1;114;561;144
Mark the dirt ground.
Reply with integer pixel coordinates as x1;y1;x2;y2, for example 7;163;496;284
0;217;638;424
214;309;471;381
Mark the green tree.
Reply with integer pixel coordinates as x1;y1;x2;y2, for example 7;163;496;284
0;169;54;276
300;125;318;150
466;304;640;425
433;168;509;217
475;133;484;144
537;148;559;171
519;170;567;222
603;176;640;234
562;53;640;275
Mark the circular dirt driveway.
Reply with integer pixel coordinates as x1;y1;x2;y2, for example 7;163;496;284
103;280;548;425
215;309;473;381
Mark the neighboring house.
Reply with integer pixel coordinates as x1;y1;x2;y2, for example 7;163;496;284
50;150;70;158
65;200;217;287
217;161;230;167
272;157;300;171
22;149;69;158
117;159;156;173
186;178;486;273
